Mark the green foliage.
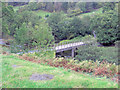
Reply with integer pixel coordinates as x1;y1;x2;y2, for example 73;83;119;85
13;21;54;52
45;14;49;17
75;45;102;61
67;69;71;72
47;12;65;42
26;50;55;59
69;17;85;37
58;35;93;45
17;2;54;12
2;3;14;38
99;47;118;64
1;46;11;53
15;23;29;44
2;55;118;88
47;14;89;42
21;52;118;78
61;2;68;12
59;40;71;45
75;36;118;64
18;2;45;11
33;22;54;46
90;10;119;45
8;2;28;6
47;12;64;27
45;2;54;12
75;2;86;12
2;4;54;51
67;8;83;17
102;2;116;13
75;2;102;13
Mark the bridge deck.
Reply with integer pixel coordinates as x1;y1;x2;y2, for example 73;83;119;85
55;42;85;52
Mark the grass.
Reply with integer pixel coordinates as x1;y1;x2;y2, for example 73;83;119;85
13;6;20;12
33;10;52;18
26;50;55;59
78;8;103;18
0;54;2;89
2;55;118;88
13;5;26;12
13;6;51;19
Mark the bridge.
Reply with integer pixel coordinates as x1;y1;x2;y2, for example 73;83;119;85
54;42;85;58
1;38;96;58
52;40;94;58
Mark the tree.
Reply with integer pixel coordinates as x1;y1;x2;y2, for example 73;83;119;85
33;22;54;47
90;10;119;45
70;17;84;37
47;12;91;42
102;2;116;13
47;12;64;42
14;23;29;45
61;2;68;12
75;2;86;12
75;2;102;13
2;3;14;38
45;2;54;12
14;22;54;51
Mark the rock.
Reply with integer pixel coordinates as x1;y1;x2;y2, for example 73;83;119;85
29;73;54;81
12;65;21;68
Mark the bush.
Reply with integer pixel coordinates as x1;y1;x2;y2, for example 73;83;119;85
80;35;96;42
34;50;55;59
45;14;49;17
99;47;118;64
75;44;102;61
75;37;118;64
58;40;71;45
21;53;118;78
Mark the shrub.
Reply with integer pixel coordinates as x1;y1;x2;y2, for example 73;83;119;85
99;47;118;64
21;53;118;78
75;60;118;77
58;40;71;45
45;14;49;17
75;38;118;64
75;45;102;61
93;60;118;77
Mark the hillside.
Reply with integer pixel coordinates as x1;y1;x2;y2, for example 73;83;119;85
1;2;119;88
13;5;103;19
78;8;103;18
2;55;118;88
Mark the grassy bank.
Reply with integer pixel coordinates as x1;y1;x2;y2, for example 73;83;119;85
2;55;118;88
78;8;103;18
33;10;52;18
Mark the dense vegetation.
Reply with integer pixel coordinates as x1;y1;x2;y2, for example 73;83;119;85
2;2;119;61
2;2;119;46
1;2;119;88
2;3;54;52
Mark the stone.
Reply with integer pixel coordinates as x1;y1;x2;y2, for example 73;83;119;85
12;65;21;68
29;73;54;81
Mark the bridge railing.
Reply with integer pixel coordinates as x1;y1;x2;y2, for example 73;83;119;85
50;39;96;50
6;39;97;54
53;39;81;47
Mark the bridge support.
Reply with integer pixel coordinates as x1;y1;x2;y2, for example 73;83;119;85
61;51;63;57
72;48;75;58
